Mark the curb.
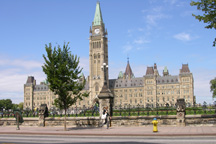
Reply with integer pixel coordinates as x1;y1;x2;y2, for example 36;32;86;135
1;132;216;137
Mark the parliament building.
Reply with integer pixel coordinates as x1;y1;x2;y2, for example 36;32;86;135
24;2;195;110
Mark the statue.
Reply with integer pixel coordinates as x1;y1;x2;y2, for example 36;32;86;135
14;110;24;130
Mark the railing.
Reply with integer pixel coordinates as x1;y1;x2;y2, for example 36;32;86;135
1;105;215;118
113;104;176;116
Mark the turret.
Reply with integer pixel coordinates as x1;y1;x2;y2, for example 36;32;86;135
163;66;169;76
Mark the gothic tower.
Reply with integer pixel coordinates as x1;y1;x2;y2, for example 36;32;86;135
89;2;108;104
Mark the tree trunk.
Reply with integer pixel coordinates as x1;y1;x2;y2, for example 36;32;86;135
64;108;67;131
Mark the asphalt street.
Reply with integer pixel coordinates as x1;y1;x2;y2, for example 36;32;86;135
1;134;216;144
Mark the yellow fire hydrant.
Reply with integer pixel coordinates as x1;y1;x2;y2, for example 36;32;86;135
152;118;158;132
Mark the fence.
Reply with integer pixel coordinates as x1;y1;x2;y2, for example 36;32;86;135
1;104;216;118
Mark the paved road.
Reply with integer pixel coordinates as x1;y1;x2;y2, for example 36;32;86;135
1;134;216;144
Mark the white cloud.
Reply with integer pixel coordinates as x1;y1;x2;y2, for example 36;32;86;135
173;32;192;41
143;6;170;26
137;28;144;32
163;0;177;5
180;10;196;17
0;59;42;70
0;58;46;104
146;14;169;26
122;43;133;53
193;69;216;104
79;57;89;77
133;37;150;44
0;92;24;104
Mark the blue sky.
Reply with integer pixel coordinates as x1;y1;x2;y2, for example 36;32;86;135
0;0;215;104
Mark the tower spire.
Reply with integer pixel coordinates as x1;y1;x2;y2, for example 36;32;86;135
124;58;134;79
93;2;103;26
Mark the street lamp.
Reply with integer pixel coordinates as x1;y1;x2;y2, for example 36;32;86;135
101;62;108;86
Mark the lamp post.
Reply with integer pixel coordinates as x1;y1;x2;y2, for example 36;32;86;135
101;62;108;86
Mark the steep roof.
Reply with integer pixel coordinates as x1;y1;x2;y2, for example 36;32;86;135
180;64;190;73
157;75;179;84
26;76;35;84
124;60;134;78
146;67;154;75
109;77;143;89
93;2;103;26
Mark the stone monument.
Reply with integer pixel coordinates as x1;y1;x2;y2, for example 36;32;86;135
98;63;113;126
176;98;186;126
38;104;48;127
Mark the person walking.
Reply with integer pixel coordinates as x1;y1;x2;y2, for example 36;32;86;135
100;107;110;129
92;101;99;115
104;107;110;129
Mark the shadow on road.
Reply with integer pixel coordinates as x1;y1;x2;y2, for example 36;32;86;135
67;126;102;131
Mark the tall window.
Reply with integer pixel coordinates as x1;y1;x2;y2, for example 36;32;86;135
95;84;99;91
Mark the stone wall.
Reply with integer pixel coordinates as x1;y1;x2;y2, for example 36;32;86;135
0;117;38;126
185;115;216;126
111;115;177;126
0;114;216;127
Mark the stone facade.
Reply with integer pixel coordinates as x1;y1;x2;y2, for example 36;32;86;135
23;2;195;111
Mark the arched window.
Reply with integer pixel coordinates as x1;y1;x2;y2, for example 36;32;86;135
95;84;99;91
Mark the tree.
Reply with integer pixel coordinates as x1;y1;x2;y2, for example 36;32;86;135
0;99;13;110
210;78;216;98
190;0;216;47
12;104;18;110
18;102;24;110
42;42;88;131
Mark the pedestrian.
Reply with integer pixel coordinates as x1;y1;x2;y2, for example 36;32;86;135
92;101;99;115
101;107;107;127
104;107;110;129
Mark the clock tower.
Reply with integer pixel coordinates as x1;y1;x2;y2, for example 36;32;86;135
89;2;109;104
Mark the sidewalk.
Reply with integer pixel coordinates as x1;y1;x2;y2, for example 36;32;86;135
0;125;216;136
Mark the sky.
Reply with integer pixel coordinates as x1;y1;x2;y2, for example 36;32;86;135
0;0;215;104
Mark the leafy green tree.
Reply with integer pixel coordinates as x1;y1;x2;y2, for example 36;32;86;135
210;78;216;98
190;0;216;46
18;102;24;110
42;42;88;131
12;104;18;110
0;99;13;110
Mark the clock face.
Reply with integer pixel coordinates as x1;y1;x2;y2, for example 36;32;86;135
94;29;100;34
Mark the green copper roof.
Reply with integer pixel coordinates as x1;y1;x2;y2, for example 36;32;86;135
118;71;123;78
93;2;103;26
164;66;168;73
